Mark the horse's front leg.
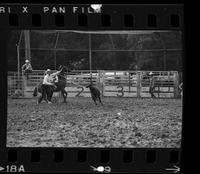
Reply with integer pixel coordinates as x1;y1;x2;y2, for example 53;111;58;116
46;86;54;102
61;90;67;103
49;90;54;102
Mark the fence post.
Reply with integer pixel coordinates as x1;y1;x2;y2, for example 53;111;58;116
101;70;105;97
128;71;131;93
23;75;27;97
136;71;141;98
168;71;170;92
97;70;102;96
174;72;179;98
21;72;25;97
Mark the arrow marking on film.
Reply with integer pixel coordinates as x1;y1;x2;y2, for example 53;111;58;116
0;166;4;171
165;165;180;173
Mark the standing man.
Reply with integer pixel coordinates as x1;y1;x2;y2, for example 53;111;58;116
149;72;156;98
38;69;56;104
46;68;63;102
21;59;33;79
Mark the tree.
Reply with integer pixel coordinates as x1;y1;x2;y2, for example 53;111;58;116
7;31;182;71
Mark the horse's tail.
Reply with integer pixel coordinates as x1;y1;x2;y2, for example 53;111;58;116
33;86;38;97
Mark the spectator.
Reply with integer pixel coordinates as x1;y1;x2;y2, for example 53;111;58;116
149;72;156;98
22;59;33;79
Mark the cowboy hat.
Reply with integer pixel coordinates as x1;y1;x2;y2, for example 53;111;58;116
46;69;51;73
149;72;153;75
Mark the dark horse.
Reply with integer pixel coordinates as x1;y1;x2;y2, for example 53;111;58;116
33;65;69;103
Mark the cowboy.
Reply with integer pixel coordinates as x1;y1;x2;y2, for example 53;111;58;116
21;59;33;79
38;68;62;104
149;72;156;98
38;69;56;104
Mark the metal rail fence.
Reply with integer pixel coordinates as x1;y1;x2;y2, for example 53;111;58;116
7;70;180;98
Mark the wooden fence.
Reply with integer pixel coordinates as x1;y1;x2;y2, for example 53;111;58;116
8;70;180;98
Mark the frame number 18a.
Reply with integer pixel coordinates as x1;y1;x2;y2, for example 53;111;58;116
5;165;25;172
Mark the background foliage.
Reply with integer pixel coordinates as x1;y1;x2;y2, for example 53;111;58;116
8;30;182;72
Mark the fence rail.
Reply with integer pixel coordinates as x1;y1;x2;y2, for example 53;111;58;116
8;70;181;98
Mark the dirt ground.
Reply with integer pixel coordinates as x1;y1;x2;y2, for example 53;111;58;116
7;97;182;148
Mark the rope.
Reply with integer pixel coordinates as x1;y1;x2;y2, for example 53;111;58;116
30;73;85;91
57;73;86;87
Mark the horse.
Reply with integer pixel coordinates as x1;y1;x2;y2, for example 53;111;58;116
33;65;69;103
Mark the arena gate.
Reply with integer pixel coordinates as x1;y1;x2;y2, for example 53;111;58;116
8;70;180;98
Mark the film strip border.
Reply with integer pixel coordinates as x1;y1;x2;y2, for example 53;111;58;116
0;4;184;29
0;148;180;173
0;4;183;173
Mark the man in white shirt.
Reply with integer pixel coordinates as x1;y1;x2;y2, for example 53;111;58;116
38;68;62;104
43;69;57;86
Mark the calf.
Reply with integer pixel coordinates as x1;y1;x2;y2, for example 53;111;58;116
86;84;103;105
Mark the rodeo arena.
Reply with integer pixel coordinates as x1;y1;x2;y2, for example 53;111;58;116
7;30;183;147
